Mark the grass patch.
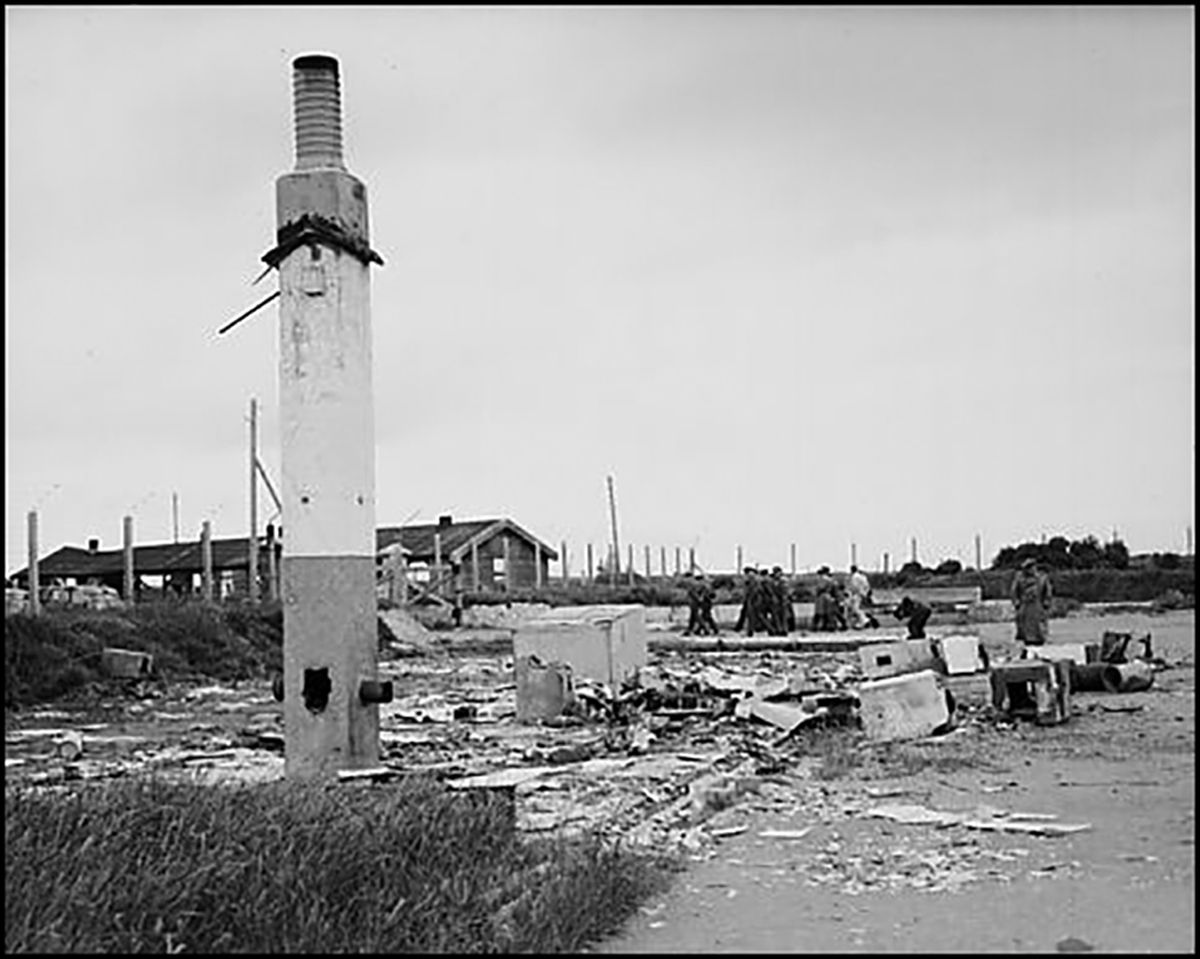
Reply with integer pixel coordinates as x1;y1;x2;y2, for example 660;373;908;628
5;776;672;953
5;603;284;709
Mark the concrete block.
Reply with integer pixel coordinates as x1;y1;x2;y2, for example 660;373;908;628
941;673;993;711
514;605;647;688
1026;643;1089;666
101;647;153;679
514;655;576;723
857;670;950;743
858;639;937;679
937;635;987;675
990;660;1070;725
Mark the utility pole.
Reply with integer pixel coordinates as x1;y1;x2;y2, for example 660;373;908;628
644;544;651;578
850;542;857;569
974;533;982;571
736;545;743;572
689;546;696;573
249;397;259;603
26;510;40;615
660;546;667;578
607;475;620;585
587;542;594;583
883;552;890;575
173;492;180;543
674;546;681;575
561;540;568;583
271;55;386;780
911;537;918;565
790;543;796;575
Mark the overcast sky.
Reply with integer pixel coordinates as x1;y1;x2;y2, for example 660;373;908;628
5;6;1194;577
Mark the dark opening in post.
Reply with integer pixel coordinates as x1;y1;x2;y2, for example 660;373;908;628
303;668;331;713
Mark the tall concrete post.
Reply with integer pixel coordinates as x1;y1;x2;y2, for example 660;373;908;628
27;510;40;615
249;397;260;603
123;515;135;602
270;54;385;780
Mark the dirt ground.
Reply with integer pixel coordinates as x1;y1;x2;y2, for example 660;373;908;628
5;610;1194;954
596;611;1195;954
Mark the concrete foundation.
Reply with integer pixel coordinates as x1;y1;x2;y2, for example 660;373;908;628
513;605;647;688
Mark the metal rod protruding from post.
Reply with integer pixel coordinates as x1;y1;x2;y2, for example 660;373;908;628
292;54;345;172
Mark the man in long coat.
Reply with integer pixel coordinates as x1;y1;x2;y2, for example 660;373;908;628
1011;557;1052;645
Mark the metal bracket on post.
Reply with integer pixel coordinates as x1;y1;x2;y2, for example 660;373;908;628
359;679;394;705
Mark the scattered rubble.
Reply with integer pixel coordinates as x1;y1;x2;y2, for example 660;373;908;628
7;615;1174;898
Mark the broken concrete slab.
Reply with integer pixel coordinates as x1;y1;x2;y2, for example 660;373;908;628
514;655;576;724
857;669;950;743
101;647;154;679
858;638;938;680
936;635;987;675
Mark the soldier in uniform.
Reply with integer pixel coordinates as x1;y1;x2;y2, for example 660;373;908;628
696;571;720;635
894;595;932;639
1011;557;1052;645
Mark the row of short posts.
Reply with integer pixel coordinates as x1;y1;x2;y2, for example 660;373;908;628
21;509;279;609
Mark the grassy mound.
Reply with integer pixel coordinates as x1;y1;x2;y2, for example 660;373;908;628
5;777;670;953
4;602;284;709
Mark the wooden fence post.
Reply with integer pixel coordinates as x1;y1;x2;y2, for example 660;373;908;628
27;510;40;615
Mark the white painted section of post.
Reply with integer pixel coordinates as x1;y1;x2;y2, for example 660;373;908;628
249;398;259;602
27;510;40;615
123;515;135;602
201;521;213;601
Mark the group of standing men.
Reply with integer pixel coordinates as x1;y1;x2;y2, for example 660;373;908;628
733;566;797;636
681;554;1056;646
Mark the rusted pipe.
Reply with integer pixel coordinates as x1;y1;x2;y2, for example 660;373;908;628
1070;663;1109;692
1102;661;1155;693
